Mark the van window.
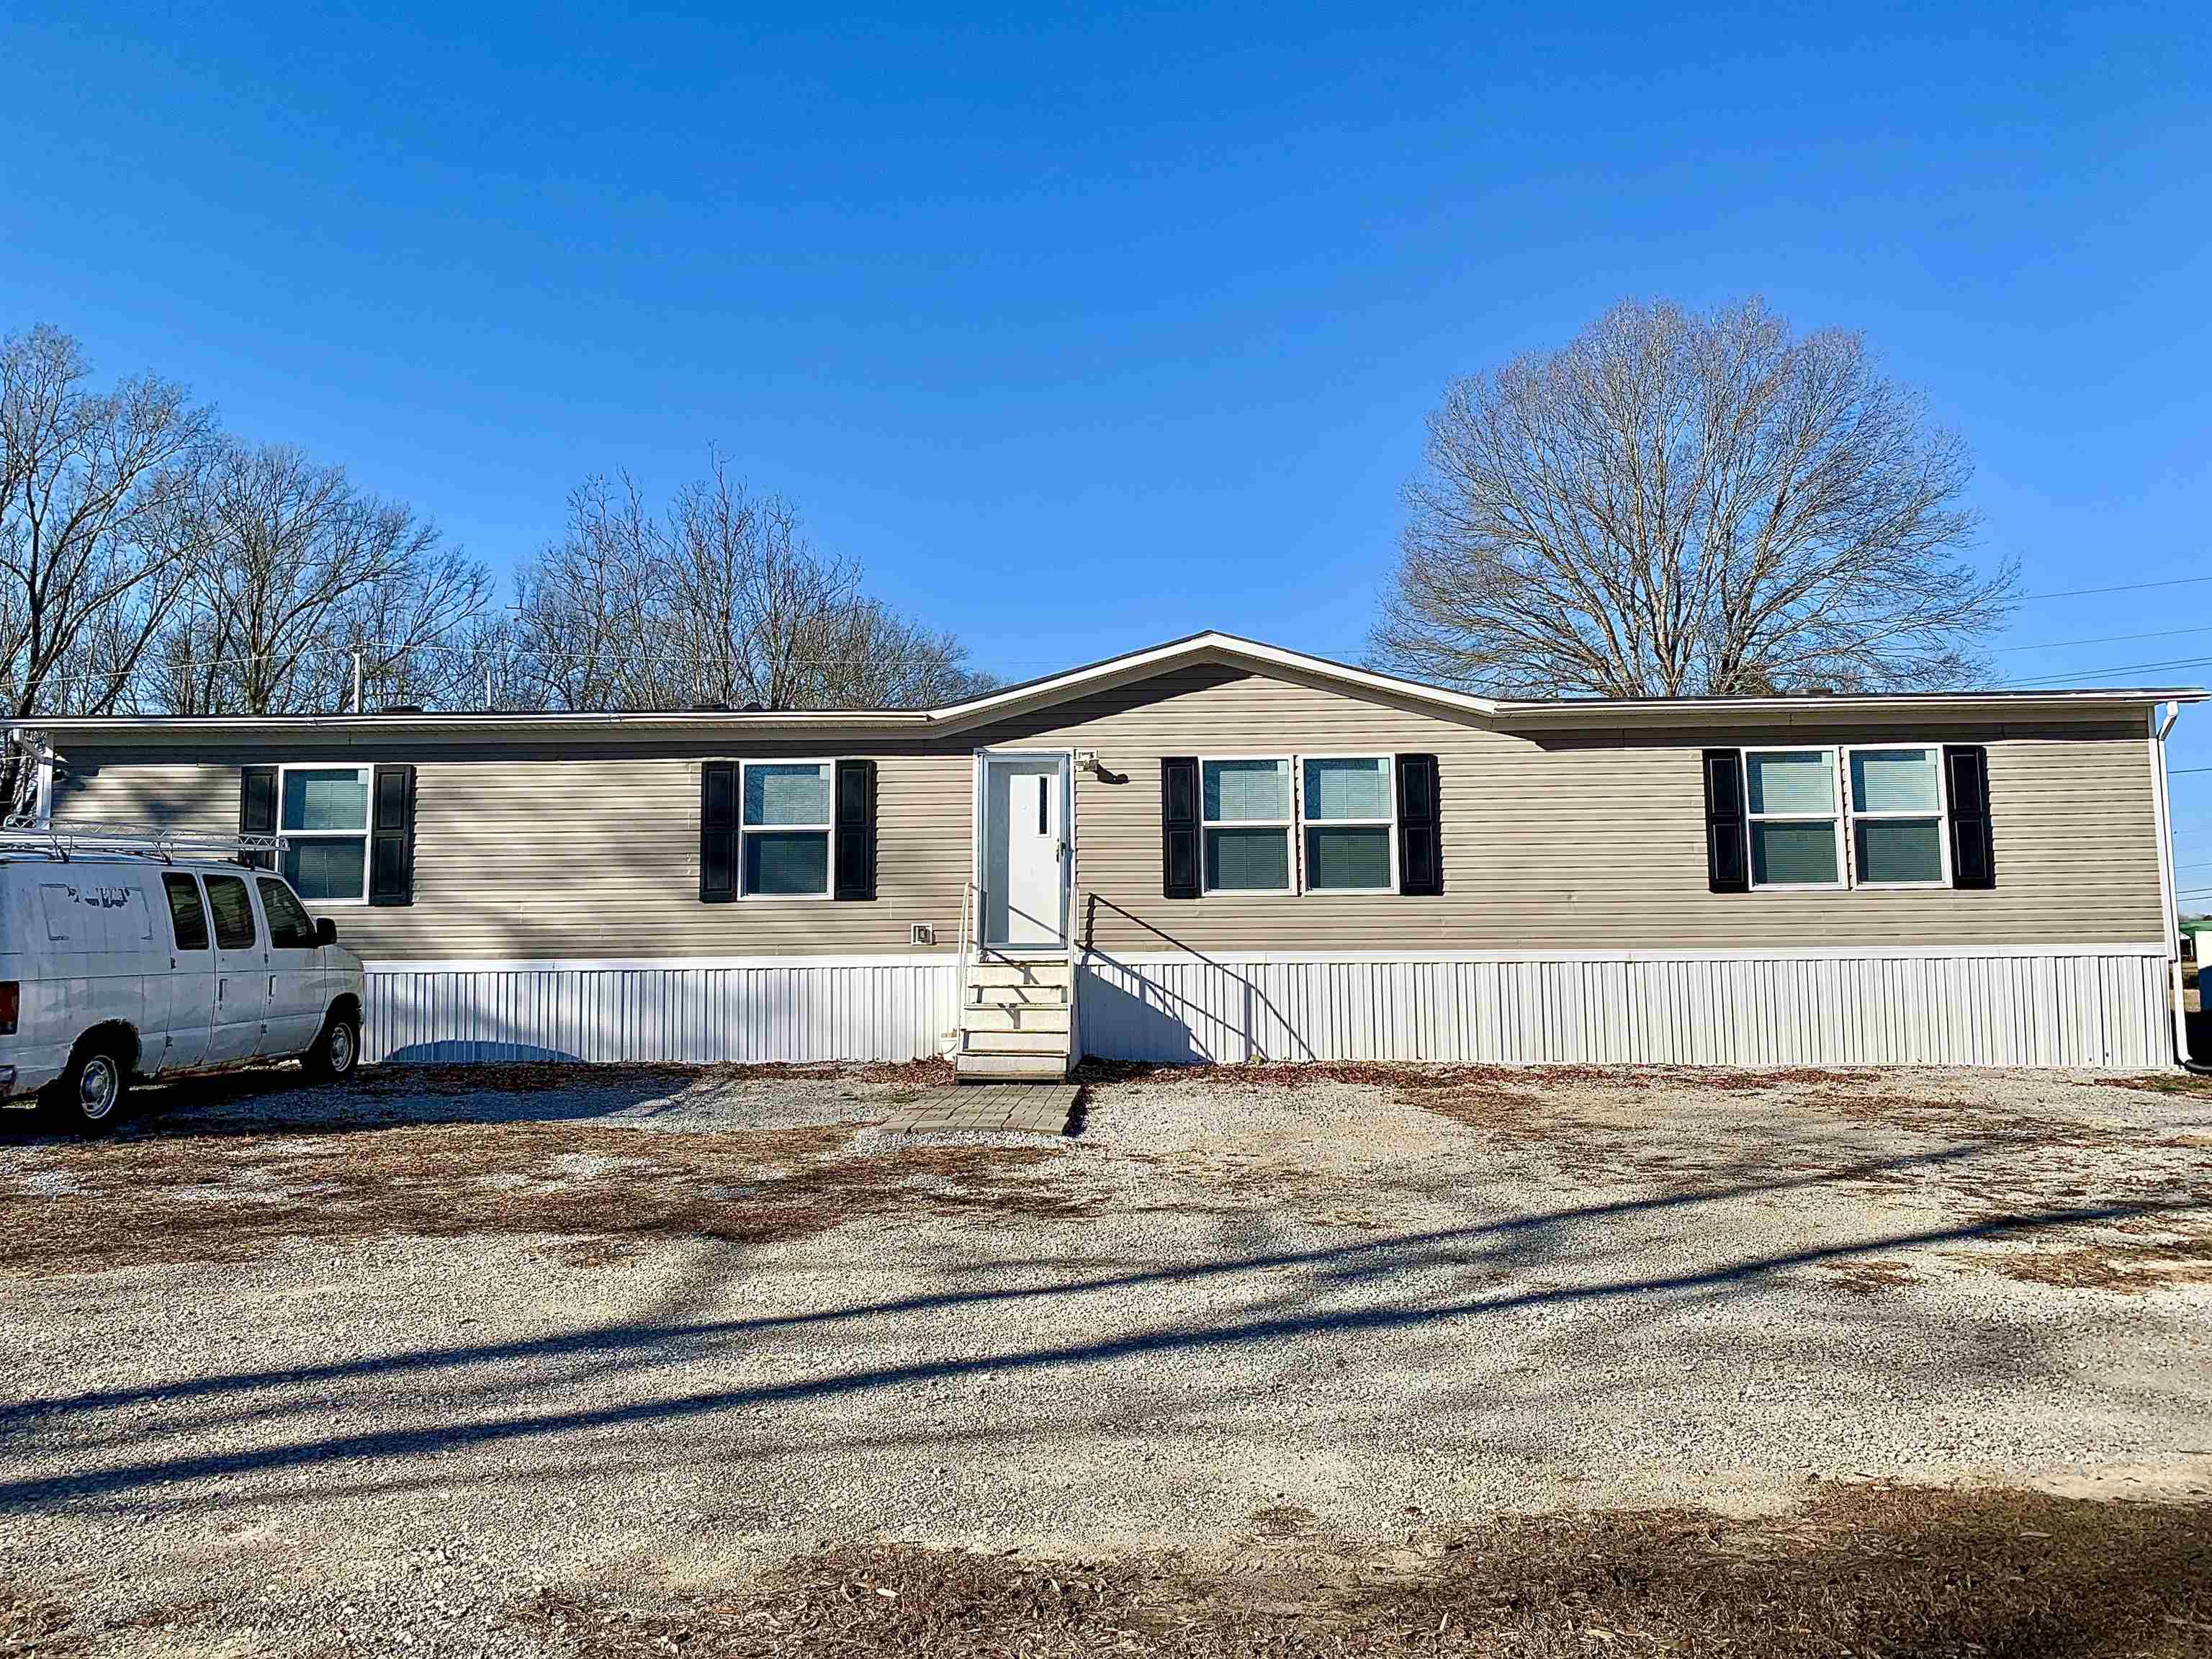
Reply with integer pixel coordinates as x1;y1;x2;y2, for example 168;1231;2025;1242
37;882;154;951
257;878;317;948
163;874;209;950
109;888;152;947
203;873;258;950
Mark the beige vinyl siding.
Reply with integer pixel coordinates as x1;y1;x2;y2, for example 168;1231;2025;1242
980;665;2167;952
49;663;2166;960
56;745;976;961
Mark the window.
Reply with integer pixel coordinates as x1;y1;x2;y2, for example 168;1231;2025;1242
279;765;372;902
1201;757;1292;892
1743;748;1844;889
257;877;318;948
1300;755;1397;892
163;873;208;951
1845;746;1949;886
202;873;258;950
742;760;833;897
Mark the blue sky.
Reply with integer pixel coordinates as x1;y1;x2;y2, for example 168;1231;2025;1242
5;4;2211;855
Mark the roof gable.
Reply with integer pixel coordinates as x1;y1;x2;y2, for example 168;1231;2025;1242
927;631;1502;733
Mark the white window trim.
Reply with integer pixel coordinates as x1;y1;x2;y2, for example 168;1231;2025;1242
737;757;838;902
1198;755;1295;895
276;762;374;907
1841;742;1952;890
1741;746;1848;892
1298;752;1401;896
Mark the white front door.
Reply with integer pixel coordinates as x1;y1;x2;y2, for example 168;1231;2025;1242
982;755;1068;949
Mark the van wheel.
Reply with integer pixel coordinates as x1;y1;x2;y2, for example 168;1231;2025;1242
53;1043;130;1133
305;1009;360;1082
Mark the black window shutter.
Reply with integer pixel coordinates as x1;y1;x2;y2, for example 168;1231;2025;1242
1943;745;1995;889
1395;752;1444;896
239;765;278;871
1161;756;1200;899
834;758;876;901
368;765;418;906
700;762;737;903
1702;750;1748;893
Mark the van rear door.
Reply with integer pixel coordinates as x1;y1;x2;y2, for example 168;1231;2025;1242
200;871;267;1063
153;872;215;1073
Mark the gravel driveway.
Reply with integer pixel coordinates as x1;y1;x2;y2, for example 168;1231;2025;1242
1;1059;2208;1655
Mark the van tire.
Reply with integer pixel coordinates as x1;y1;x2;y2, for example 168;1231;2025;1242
304;1007;360;1082
50;1040;130;1133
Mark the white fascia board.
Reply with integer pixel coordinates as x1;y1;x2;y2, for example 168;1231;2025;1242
1490;688;2211;725
17;709;935;740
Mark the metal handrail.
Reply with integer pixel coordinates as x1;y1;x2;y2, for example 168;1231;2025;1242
1064;823;1081;1070
953;878;984;1053
0;817;286;863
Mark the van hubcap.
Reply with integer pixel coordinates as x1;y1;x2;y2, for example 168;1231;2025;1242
79;1056;117;1120
329;1024;354;1072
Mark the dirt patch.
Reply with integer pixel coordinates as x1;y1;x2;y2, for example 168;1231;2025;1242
1999;1228;2212;1293
1245;1503;1320;1539
0;1118;1084;1275
0;1587;84;1659
2090;1071;2212;1098
1817;1258;1920;1295
516;1485;2212;1658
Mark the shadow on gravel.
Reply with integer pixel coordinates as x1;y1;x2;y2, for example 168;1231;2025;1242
0;1059;952;1143
2;1148;2198;1513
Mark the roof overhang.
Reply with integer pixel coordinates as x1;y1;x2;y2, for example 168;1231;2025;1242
1490;686;2211;728
6;630;2203;742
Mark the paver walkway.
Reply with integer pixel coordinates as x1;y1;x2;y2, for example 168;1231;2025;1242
878;1084;1080;1136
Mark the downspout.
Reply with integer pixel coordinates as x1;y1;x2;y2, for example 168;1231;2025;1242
2150;701;2203;1069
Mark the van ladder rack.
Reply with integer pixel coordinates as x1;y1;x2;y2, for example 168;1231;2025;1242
0;817;286;863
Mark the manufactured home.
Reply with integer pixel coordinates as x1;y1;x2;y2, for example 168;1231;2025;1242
11;632;2201;1075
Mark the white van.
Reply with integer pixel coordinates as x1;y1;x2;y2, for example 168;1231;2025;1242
0;824;365;1130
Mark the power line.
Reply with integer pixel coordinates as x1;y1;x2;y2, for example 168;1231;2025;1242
1997;624;2212;655
2005;654;2212;686
2018;574;2212;602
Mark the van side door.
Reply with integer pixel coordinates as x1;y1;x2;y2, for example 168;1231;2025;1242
200;871;267;1064
153;873;215;1073
254;877;324;1056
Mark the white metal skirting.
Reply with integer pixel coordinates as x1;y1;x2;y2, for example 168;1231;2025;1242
362;958;961;1066
361;945;2175;1071
1074;948;2175;1070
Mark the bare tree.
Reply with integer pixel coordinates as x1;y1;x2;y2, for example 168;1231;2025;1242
1371;298;2013;697
507;457;992;711
506;474;680;711
148;441;487;714
0;325;216;714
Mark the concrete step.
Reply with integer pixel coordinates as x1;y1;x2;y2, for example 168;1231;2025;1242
961;1028;1068;1055
971;981;1067;1007
954;1049;1071;1082
960;1003;1071;1034
968;959;1071;989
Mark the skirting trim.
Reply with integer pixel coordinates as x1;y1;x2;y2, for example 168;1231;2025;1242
360;945;2174;1070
